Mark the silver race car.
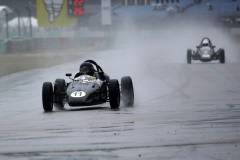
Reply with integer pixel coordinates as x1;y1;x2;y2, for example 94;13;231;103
187;37;225;64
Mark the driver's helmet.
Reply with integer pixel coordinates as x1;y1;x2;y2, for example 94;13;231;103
79;62;95;73
202;39;210;47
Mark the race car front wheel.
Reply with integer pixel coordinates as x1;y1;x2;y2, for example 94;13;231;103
187;49;192;64
219;48;225;64
109;79;120;109
121;76;134;106
54;79;66;108
42;82;53;112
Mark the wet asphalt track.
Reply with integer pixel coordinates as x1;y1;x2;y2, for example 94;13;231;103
0;41;240;160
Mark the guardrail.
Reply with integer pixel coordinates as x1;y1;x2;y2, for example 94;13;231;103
0;37;114;53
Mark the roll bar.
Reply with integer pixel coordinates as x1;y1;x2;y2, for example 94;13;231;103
84;60;103;72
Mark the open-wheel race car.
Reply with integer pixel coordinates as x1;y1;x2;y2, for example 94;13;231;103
42;60;134;112
187;37;225;64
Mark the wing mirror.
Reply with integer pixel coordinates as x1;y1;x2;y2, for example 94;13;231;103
66;73;74;80
66;73;72;77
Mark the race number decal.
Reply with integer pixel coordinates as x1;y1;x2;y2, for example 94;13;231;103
71;91;86;97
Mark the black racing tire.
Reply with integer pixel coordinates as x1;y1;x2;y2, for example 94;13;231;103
53;79;66;108
109;79;120;109
121;76;134;106
219;48;225;64
187;49;192;64
42;82;53;112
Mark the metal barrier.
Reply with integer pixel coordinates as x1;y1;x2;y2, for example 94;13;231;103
0;37;113;53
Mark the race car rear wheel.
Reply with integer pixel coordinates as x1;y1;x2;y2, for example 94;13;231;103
187;49;192;64
109;79;120;109
121;76;134;106
42;82;53;112
54;79;66;108
219;48;225;64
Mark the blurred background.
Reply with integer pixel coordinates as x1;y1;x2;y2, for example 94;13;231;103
0;0;240;76
0;0;240;51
